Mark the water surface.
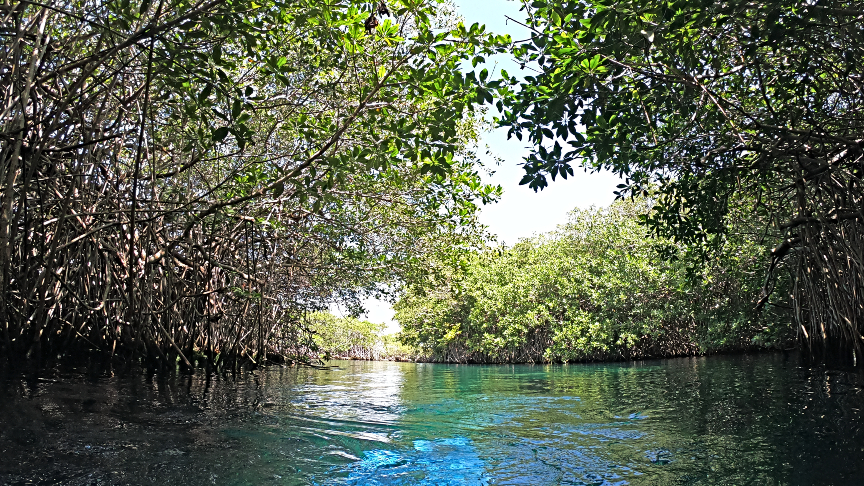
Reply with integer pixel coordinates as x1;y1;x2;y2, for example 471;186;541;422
2;353;863;485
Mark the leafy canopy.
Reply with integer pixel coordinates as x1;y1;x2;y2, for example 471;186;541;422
497;0;864;351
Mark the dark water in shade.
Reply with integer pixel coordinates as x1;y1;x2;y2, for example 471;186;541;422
2;353;864;485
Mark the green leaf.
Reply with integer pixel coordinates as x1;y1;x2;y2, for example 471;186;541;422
212;126;229;142
198;84;212;103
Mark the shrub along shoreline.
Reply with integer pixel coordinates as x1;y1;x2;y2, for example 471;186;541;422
392;200;794;364
32;200;791;368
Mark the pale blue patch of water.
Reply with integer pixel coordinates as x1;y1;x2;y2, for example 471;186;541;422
340;436;488;486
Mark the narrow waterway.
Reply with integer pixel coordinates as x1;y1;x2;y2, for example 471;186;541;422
2;353;863;485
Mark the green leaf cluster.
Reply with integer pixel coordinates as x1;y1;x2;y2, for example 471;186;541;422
498;0;864;353
396;199;790;363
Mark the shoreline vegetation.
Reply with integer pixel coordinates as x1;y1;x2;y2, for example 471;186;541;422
307;312;416;362
3;0;864;371
393;200;793;364
0;0;503;371
314;200;793;365
499;0;864;364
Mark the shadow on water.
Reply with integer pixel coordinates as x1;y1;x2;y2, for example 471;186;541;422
1;352;864;485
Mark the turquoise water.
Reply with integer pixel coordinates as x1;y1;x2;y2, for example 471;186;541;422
2;353;864;485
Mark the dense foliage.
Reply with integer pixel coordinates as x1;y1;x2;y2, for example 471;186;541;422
499;0;864;359
396;200;790;363
0;0;504;366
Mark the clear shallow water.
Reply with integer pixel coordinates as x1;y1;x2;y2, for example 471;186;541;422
2;353;864;485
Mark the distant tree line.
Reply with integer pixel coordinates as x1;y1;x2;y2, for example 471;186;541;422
396;200;790;363
306;312;413;361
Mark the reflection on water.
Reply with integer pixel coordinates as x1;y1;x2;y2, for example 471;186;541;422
2;353;864;485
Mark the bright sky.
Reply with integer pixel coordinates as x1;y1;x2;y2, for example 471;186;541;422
360;0;621;329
